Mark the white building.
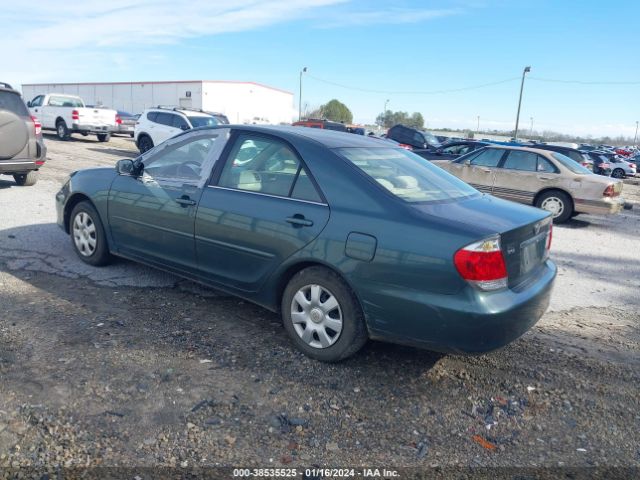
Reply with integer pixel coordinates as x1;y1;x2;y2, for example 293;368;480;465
21;80;296;125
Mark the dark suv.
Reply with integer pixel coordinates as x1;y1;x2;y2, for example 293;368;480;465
386;124;442;150
0;82;46;186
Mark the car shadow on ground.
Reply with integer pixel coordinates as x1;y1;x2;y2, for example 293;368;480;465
0;178;16;189
87;147;137;158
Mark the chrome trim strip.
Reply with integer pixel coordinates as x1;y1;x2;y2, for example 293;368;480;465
206;185;328;207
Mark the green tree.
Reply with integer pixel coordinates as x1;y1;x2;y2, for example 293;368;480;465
316;99;353;123
376;110;425;129
406;112;424;128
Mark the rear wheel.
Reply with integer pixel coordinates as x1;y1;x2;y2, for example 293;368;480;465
281;266;368;362
536;190;573;224
13;171;38;186
97;133;111;142
138;135;154;153
56;120;70;140
69;201;112;266
612;168;625;179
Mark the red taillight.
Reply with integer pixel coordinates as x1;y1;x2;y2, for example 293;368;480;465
454;236;508;291
116;114;122;125
72;110;79;121
603;184;619;197
30;115;41;135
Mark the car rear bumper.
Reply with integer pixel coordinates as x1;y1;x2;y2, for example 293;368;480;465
574;196;625;215
364;260;557;354
72;123;112;134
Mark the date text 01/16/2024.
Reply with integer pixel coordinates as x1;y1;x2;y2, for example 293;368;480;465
232;468;400;478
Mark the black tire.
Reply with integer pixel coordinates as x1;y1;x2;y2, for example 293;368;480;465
97;133;111;142
13;171;38;186
69;201;112;266
56;120;70;140
129;132;134;138
612;168;625;179
138;135;154;153
281;266;368;362
535;190;573;224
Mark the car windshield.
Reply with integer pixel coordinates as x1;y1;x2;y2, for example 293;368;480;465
337;147;479;203
188;116;218;128
422;131;441;146
551;152;592;174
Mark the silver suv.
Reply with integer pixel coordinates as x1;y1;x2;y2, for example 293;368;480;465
134;106;222;153
0;82;47;186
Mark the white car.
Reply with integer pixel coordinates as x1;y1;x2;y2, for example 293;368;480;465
27;93;117;142
608;156;637;178
134;107;220;153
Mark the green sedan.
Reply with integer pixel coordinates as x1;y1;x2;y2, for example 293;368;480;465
56;126;556;362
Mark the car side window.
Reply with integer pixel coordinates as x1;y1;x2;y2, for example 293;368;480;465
537;156;557;173
31;95;44;107
155;112;174;127
146;111;158;122
218;135;321;201
502;150;538;171
172;115;189;130
142;133;222;182
469;149;504;167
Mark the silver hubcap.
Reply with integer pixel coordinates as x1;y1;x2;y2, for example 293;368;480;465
290;284;343;349
58;124;64;136
541;197;564;218
613;169;623;178
72;211;97;256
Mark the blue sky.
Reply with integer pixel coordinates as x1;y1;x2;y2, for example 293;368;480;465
3;0;639;137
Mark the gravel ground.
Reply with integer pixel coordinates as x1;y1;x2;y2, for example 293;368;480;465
0;134;639;475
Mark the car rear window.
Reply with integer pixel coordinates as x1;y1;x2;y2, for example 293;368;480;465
551;152;592;174
337;147;479;203
0;91;29;116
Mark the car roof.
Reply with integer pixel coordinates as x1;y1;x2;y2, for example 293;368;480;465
191;125;396;148
482;144;555;155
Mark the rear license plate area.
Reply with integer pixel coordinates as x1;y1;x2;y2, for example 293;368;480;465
520;233;546;275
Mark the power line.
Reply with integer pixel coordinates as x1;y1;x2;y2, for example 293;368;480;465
305;74;521;95
529;76;640;85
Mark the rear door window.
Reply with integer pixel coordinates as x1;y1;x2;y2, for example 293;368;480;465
155;112;175;127
502;150;538;171
0;91;29;116
146;111;158;122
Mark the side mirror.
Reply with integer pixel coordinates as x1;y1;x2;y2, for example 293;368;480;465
181;125;190;131
464;159;472;166
26;101;32;108
116;159;137;175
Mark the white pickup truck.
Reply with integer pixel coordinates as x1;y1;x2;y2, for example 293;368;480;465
27;93;116;142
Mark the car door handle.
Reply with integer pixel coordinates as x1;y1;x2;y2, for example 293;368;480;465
175;196;196;207
538;176;552;181
481;168;491;173
286;215;313;227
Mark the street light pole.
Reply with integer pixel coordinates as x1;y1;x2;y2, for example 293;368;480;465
298;67;307;121
634;121;639;146
513;66;531;141
476;115;480;133
382;99;389;130
529;117;534;138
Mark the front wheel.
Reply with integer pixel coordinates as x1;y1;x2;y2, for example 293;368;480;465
611;168;625;179
13;171;38;186
69;201;112;266
97;133;111;142
536;190;573;224
281;266;368;362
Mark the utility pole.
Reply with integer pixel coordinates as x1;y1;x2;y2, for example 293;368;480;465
634;121;639;146
476;115;480;133
382;99;389;130
513;66;531;141
298;67;307;121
